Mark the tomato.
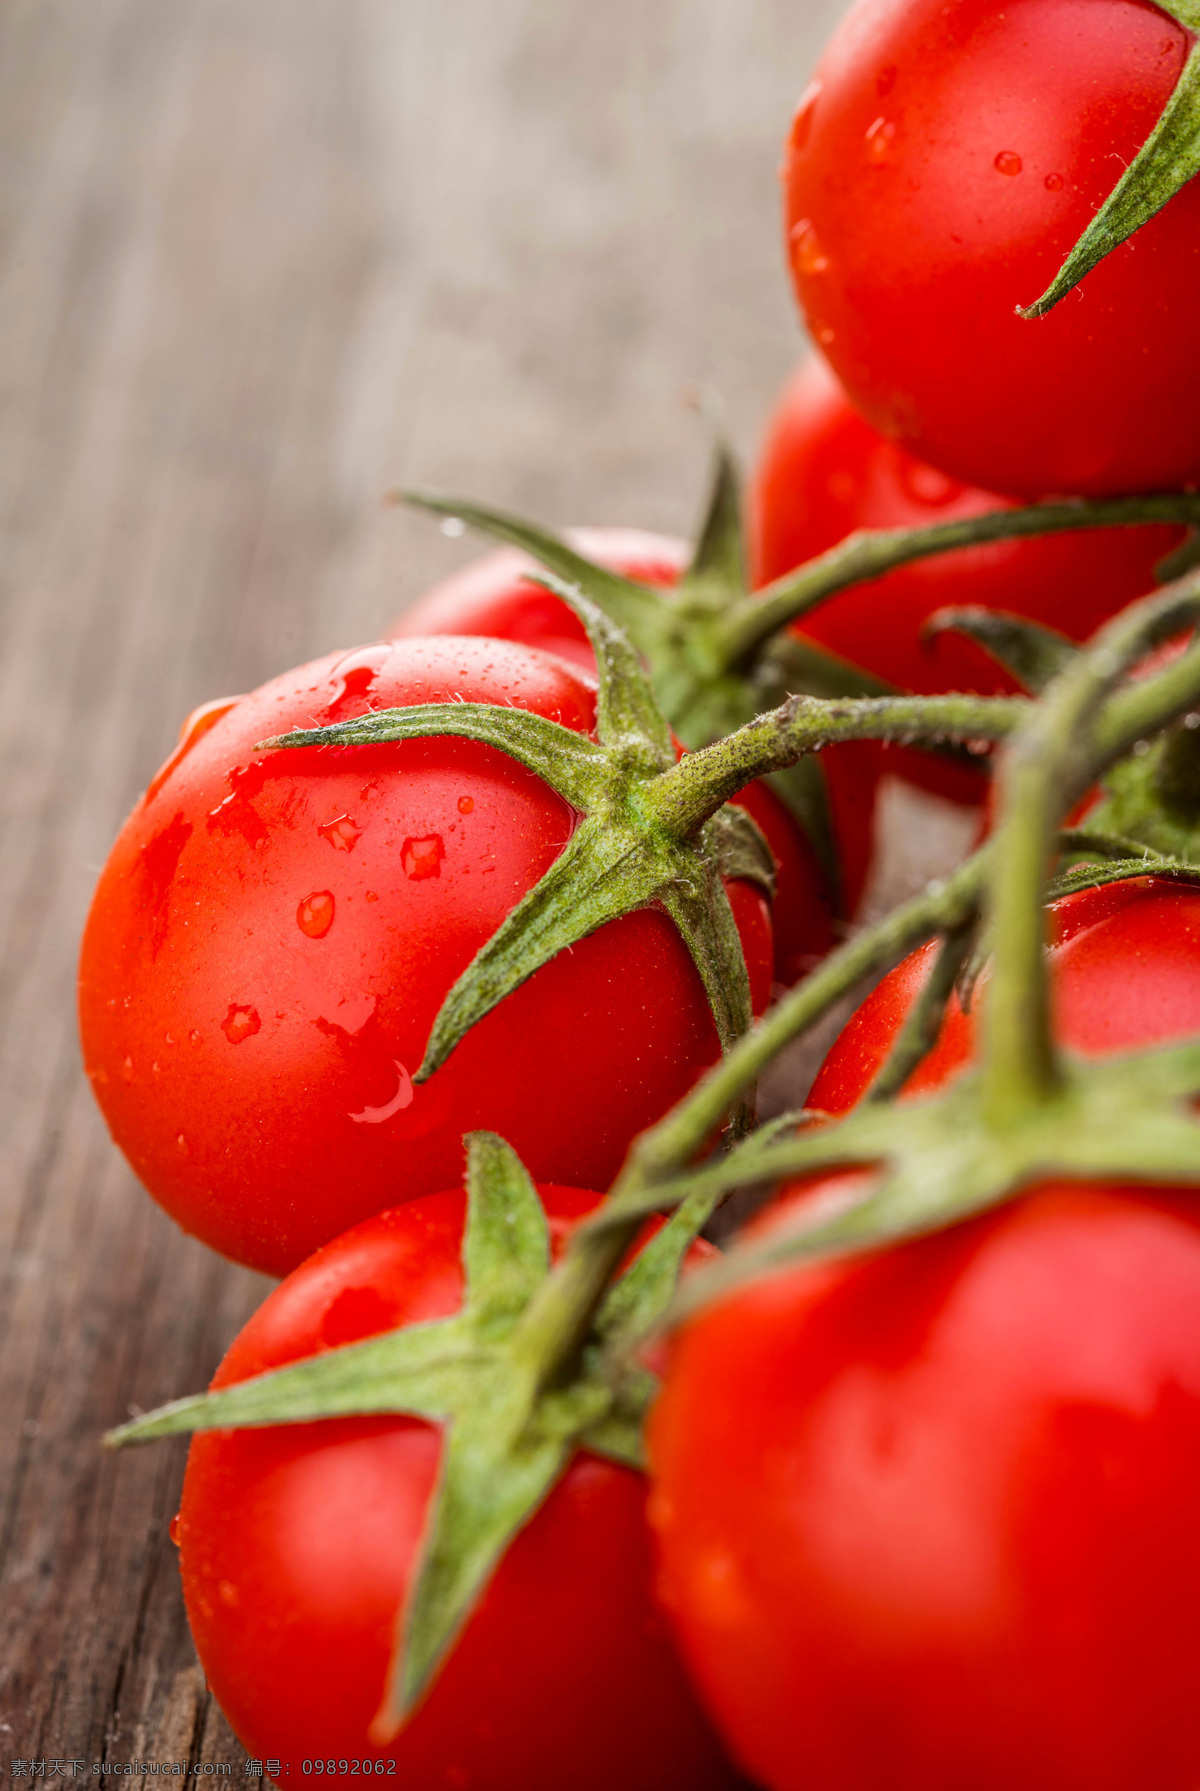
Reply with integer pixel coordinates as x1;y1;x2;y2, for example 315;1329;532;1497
78;636;772;1276
649;1176;1200;1790
389;527;689;674
783;0;1200;498
808;874;1200;1115
177;1185;750;1787
750;358;1185;698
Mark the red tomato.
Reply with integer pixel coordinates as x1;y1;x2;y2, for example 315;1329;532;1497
389;527;689;673
783;0;1200;497
649;1176;1200;1790
750;358;1184;697
78;636;772;1276
178;1186;751;1788
392;531;873;958
809;874;1200;1115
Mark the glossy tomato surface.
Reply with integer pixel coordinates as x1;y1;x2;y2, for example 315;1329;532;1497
79;636;771;1275
809;874;1200;1114
649;1177;1200;1790
784;0;1200;496
389;527;689;672
392;530;876;951
751;358;1183;696
179;1186;750;1788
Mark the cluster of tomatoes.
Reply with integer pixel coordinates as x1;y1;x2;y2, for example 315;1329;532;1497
79;2;1200;1786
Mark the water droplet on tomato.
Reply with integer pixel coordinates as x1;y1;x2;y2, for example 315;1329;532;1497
218;1579;240;1608
876;64;897;97
898;459;963;508
176;1134;189;1156
296;890;335;938
789;219;830;278
403;834;445;880
789;79;822;153
365;890;379;903
326;645;391;714
994;150;1022;177
121;1057;135;1083
144;697;243;806
349;1061;414;1124
319;814;362;852
169;1514;181;1545
1044;171;1064;192
817;326;836;346
865;116;896;165
189;1029;202;1045
457;795;474;815
222;1004;261;1044
208;762;270;845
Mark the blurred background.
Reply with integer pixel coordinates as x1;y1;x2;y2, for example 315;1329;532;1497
0;0;851;1759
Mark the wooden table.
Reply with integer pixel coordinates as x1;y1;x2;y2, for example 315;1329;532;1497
0;0;885;1759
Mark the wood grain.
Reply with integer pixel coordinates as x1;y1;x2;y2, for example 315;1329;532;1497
0;0;870;1758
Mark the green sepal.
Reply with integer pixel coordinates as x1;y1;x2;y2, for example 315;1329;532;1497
461;1132;549;1327
1019;10;1200;318
1084;721;1200;863
257;701;608;812
396;489;666;646
103;1320;480;1445
705;802;777;902
677;436;745;608
383;1381;575;1735
925;607;1078;695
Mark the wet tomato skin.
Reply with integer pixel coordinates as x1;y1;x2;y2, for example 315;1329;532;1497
389;527;690;673
78;635;772;1276
750;358;1185;700
178;1186;750;1788
783;0;1200;497
649;1177;1200;1791
809;875;1200;1115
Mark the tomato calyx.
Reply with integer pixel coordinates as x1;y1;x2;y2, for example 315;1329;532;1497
259;582;773;1104
260;581;1024;1101
106;1131;716;1739
1019;0;1200;318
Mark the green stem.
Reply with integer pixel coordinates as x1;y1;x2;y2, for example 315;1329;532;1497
640;692;1023;840
717;494;1200;669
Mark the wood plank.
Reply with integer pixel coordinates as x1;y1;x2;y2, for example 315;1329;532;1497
0;0;858;1758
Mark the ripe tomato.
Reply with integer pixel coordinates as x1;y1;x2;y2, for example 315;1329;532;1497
808;874;1200;1115
649;1176;1200;1790
783;0;1200;497
750;358;1184;698
79;636;771;1276
389;527;689;674
177;1185;751;1788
